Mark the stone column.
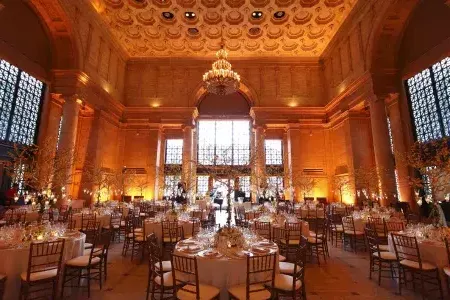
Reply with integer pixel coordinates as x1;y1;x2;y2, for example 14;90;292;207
369;95;397;206
386;93;414;207
283;131;292;200
182;125;194;201
254;126;266;200
56;95;81;201
287;124;301;202
154;128;165;200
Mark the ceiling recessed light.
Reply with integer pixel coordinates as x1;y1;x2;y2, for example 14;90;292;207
249;27;261;35
274;11;286;19
188;28;199;35
251;11;263;19
162;12;174;19
185;11;196;19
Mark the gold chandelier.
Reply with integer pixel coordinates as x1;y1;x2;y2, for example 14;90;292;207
202;46;241;95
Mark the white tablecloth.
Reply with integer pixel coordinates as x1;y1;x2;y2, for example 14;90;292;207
250;221;310;238
72;213;111;228
0;233;85;299
174;240;279;300
388;235;448;295
145;220;193;242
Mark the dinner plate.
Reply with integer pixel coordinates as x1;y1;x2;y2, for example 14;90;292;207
179;245;201;253
251;247;270;254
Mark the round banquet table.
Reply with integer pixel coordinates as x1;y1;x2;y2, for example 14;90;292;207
3;210;40;222
293;207;325;219
145;219;193;242
388;234;448;295
249;220;310;238
71;213;111;228
0;233;85;299
174;239;279;300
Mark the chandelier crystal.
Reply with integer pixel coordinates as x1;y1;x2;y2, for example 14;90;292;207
202;47;241;95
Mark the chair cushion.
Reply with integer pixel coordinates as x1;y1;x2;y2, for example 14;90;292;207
84;243;93;249
344;230;364;236
20;269;58;282
279;262;295;274
307;237;323;244
378;244;389;252
400;259;437;270
135;228;143;233
272;274;302;291
154;271;174;287
155;260;172;272
66;255;101;267
278;254;286;262
444;266;450;277
163;237;181;243
177;283;220;300
280;239;300;245
373;251;396;260
103;225;120;230
309;232;324;238
134;236;145;242
83;248;103;256
228;283;271;300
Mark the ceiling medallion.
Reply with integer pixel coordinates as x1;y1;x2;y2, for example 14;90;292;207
203;46;240;95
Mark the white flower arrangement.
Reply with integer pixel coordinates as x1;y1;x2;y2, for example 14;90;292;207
214;226;245;249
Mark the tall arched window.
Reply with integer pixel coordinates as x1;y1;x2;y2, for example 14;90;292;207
0;59;45;145
406;57;450;142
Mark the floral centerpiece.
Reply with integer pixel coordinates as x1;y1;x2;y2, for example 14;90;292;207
214;226;245;250
166;209;179;221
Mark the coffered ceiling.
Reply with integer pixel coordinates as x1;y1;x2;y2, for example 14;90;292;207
91;0;357;58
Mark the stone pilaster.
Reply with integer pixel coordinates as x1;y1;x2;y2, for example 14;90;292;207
369;95;397;206
386;93;414;207
56;94;81;201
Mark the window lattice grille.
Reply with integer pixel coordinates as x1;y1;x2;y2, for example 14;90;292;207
0;59;44;145
238;176;250;196
431;57;450;136
197;120;250;166
0;60;19;140
196;175;209;196
9;72;44;145
265;139;283;165
165;139;183;165
267;176;284;197
164;175;181;197
406;57;450;142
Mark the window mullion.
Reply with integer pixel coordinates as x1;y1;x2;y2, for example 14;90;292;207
6;69;22;142
429;66;446;137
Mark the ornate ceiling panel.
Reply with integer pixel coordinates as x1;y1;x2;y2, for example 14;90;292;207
92;0;357;58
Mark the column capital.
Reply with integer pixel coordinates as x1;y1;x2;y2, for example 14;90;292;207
385;93;400;107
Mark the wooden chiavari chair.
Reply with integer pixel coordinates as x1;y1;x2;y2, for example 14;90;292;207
342;216;366;253
161;221;183;254
365;227;397;285
61;233;102;298
306;218;328;265
272;240;307;299
254;221;271;240
20;239;65;300
147;233;174;300
172;254;220;299
368;217;388;243
392;233;443;298
228;253;276;300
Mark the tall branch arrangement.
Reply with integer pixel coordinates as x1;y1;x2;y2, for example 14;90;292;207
405;137;450;199
332;174;351;203
6;137;77;197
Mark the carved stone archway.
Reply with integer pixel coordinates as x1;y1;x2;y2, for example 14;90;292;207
367;0;421;96
191;78;258;109
27;0;82;70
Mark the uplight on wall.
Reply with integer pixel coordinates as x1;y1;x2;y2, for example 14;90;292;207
288;102;298;107
151;103;160;108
